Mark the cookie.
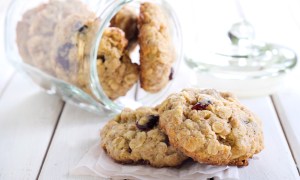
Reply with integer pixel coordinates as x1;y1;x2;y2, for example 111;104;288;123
97;27;139;100
16;3;54;74
17;0;139;100
138;3;175;93
51;14;98;86
100;107;188;167
157;89;264;166
16;0;93;74
110;6;138;44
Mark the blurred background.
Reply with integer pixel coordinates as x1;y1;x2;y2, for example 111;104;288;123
1;0;300;96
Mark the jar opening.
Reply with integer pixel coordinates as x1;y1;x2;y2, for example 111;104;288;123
89;0;132;113
90;0;183;113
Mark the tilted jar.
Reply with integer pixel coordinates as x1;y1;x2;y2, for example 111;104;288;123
5;0;182;113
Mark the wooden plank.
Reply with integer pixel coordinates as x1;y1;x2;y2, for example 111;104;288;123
272;92;300;173
238;97;299;180
0;73;64;179
269;0;300;164
38;103;107;180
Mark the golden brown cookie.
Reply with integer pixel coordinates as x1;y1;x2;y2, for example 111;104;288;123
100;107;188;167
157;89;264;166
97;27;139;100
138;3;175;93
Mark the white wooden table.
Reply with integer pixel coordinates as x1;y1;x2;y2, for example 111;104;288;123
0;0;300;179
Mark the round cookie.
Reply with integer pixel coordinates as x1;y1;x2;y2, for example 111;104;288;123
16;0;94;75
16;3;55;74
157;89;264;166
51;13;98;86
100;107;188;167
138;3;175;93
97;27;139;100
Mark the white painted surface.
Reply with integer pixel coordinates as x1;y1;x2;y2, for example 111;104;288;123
38;104;109;180
272;92;300;171
0;73;63;179
39;97;300;180
239;97;299;180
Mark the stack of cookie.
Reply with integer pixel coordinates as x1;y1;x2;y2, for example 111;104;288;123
101;89;264;167
97;2;176;99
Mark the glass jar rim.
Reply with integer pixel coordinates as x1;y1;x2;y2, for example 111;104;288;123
89;0;183;113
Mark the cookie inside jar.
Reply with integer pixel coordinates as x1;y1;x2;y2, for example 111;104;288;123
15;0;182;112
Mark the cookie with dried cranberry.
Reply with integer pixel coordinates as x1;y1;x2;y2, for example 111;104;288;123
100;107;188;167
138;2;175;93
97;27;139;100
157;89;264;166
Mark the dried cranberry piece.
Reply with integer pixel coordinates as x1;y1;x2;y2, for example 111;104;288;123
136;115;159;131
56;43;73;70
191;100;212;110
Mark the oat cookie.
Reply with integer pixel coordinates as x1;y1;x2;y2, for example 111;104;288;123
16;0;95;75
51;14;98;86
97;27;139;100
16;3;55;74
100;107;188;167
138;3;175;93
157;89;264;166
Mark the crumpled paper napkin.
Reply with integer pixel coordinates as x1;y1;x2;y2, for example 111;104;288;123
70;140;239;180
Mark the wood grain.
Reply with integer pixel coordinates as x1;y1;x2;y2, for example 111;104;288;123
0;73;63;179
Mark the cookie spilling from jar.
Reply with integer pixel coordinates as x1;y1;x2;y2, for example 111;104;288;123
16;0;176;100
96;27;139;100
100;88;264;167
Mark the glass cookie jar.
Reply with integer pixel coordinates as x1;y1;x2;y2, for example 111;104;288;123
5;0;183;113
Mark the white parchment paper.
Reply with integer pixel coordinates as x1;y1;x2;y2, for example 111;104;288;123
70;140;239;180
